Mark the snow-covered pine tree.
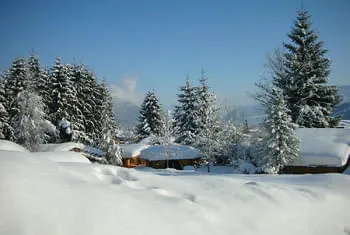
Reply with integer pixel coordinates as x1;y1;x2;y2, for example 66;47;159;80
259;88;299;174
75;66;101;141
95;80;121;166
194;71;221;158
37;66;52;115
12;90;55;151
5;58;29;121
215;121;241;165
27;52;41;91
50;58;78;142
136;90;163;139
173;78;199;145
104;141;123;166
72;65;89;143
158;110;173;145
282;9;340;127
0;73;11;139
95;79;118;147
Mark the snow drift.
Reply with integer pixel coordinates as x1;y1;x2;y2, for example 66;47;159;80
1;149;350;235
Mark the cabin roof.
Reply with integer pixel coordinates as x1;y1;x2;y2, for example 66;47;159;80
141;144;200;161
288;128;350;167
120;143;150;158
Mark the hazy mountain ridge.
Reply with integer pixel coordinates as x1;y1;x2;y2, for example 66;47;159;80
114;101;139;129
335;85;350;120
114;85;350;128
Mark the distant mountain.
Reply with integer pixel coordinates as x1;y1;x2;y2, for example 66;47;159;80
338;85;350;103
335;102;350;120
336;85;350;120
114;101;139;128
223;105;265;126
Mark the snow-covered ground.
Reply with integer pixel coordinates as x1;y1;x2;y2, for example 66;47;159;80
1;143;350;235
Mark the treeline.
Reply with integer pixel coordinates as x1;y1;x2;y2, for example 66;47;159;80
134;9;342;174
0;54;117;158
135;71;245;166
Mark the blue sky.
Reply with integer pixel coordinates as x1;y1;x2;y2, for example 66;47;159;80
1;0;350;107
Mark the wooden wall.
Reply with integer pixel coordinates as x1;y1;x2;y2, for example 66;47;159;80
282;156;350;174
122;157;200;170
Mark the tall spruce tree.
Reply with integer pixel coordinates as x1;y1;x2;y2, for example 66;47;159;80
136;90;163;139
195;71;221;159
259;88;299;174
6;58;28;117
50;58;78;142
37;66;52;115
96;79;117;144
173;78;199;145
282;9;340;127
27;53;41;90
72;65;101;141
0;73;10;139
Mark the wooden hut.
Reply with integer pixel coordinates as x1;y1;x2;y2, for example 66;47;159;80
121;143;201;170
282;128;350;174
140;144;201;170
121;143;150;168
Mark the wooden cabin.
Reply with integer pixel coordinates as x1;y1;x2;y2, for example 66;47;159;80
282;128;350;174
121;143;201;170
121;143;151;168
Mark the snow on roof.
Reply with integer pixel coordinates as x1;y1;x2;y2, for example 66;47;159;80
39;142;104;156
141;144;200;161
120;143;150;158
289;128;350;167
0;140;29;152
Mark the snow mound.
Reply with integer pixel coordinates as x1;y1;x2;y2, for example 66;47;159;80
33;151;91;163
0;140;29;152
141;144;200;161
1;150;350;235
291;128;350;167
39;142;104;156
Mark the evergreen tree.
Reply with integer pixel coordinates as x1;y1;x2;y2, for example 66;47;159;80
72;65;102;142
27;52;41;90
96;79;118;145
173;78;199;145
0;73;10;139
216;121;241;165
12;90;54;151
37;66;52;115
195;71;221;152
282;9;340;127
50;58;78;142
104;141;123;166
6;58;28;119
259;88;299;174
136;90;163;139
158;110;173;145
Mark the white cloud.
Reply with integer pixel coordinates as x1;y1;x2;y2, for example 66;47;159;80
109;76;141;105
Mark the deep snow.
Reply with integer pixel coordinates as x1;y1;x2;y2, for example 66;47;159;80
1;145;350;235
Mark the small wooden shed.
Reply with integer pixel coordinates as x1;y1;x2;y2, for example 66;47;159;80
282;128;350;174
121;143;150;168
121;143;201;170
141;144;201;170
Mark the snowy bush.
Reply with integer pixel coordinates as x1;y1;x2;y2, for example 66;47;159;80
13;90;55;151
